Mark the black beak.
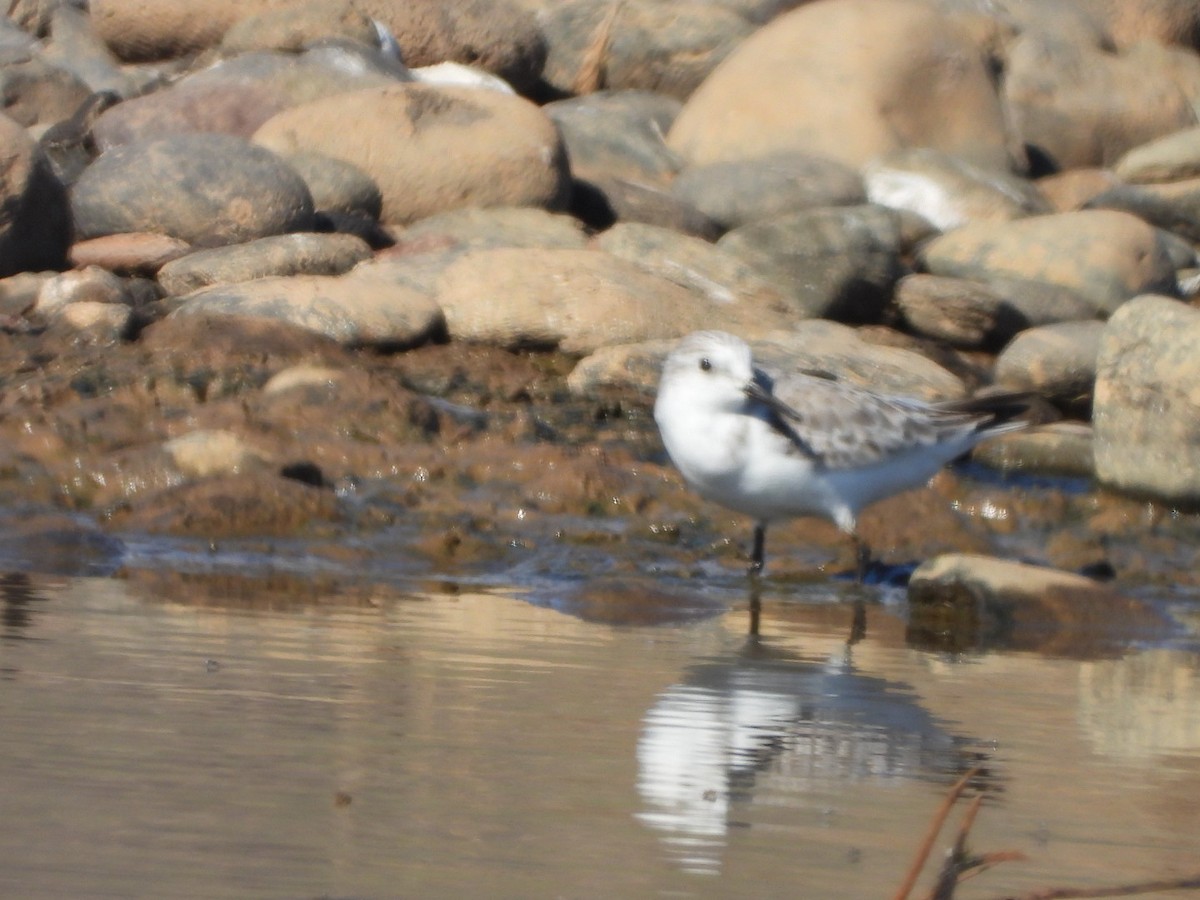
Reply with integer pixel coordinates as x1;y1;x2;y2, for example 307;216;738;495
744;378;804;424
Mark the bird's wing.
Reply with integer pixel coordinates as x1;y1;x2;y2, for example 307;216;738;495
748;370;987;470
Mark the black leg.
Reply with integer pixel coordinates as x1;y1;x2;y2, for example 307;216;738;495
853;534;871;583
748;578;761;638
750;523;766;574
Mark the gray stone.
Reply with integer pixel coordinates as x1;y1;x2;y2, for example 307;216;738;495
920;211;1178;316
671;152;865;231
971;422;1094;479
1114;124;1200;184
895;274;1026;350
996;320;1105;406
545;90;682;186
538;0;754;99
283;152;382;220
170;268;445;347
717;205;901;321
157;233;373;296
71;133;315;247
594;222;791;311
1094;295;1200;502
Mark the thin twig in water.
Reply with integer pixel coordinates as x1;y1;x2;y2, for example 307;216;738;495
892;765;983;900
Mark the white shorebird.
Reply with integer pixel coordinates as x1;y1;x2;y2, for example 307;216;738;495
653;330;1029;578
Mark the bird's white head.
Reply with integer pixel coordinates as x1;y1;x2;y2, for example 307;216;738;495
655;331;755;417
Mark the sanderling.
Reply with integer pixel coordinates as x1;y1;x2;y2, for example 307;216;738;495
653;330;1029;578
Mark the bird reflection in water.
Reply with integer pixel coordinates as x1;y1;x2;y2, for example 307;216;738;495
637;581;985;875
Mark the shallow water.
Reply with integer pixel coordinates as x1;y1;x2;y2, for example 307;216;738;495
1;565;1198;900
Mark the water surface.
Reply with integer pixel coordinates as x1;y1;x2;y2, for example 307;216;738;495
1;570;1198;899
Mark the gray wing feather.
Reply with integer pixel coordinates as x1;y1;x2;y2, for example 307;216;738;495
762;373;988;470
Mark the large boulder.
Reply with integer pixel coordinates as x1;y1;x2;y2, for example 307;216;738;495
1004;34;1199;171
253;84;570;225
667;0;1018;170
1094;295;1200;502
71;133;314;246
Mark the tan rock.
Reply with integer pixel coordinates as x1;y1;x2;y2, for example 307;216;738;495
920;210;1177;315
1004;33;1198;170
254;84;570;226
434;247;794;353
668;0;1017;170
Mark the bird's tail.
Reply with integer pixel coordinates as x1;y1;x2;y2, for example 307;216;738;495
937;390;1038;436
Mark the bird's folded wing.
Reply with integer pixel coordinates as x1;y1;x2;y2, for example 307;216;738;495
759;374;983;469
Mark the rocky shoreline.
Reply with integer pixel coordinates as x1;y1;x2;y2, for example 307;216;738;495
2;0;1200;606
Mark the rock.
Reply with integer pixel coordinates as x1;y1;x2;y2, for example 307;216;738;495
864;148;1051;231
433;246;795;353
716;205;902;321
544;90;682;186
91;51;401;150
0;52;94;128
219;0;379;54
253;84;570;226
1004;33;1198;171
69;233;192;275
282;152;382;220
35;266;130;314
668;0;1016;170
1115;124;1200;183
261;364;346;396
894;274;1027;350
907;553;1154;655
670;152;866;231
163;429;261;478
982;277;1101;327
594;221;793;310
920;210;1178;316
51;300;133;344
996;320;1105;406
0;271;51;316
0;113;71;276
1106;179;1200;256
157;233;373;295
538;0;754;99
569;175;718;238
1094;294;1200;502
1074;0;1200;49
89;0;264;59
71;133;315;247
109;472;341;537
971;422;1095;479
1036;169;1122;212
169;267;445;347
358;0;546;93
40;5;143;98
568;320;967;400
396;206;589;254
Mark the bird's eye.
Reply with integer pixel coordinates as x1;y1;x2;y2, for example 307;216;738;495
699;358;712;372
